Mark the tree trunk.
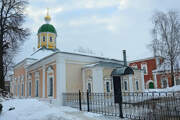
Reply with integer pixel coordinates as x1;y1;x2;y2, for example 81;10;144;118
171;61;174;87
0;36;4;90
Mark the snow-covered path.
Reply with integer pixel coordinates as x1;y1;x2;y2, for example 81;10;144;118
0;99;125;120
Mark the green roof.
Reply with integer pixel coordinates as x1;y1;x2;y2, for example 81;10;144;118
38;24;57;34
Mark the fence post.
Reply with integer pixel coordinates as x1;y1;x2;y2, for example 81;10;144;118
119;91;123;118
79;90;82;111
87;89;90;112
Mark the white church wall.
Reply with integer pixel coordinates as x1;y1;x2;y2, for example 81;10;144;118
92;67;104;93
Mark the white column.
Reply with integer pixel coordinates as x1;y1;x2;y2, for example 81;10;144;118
141;71;145;91
42;66;46;97
129;75;133;92
55;56;66;106
82;69;86;92
153;73;157;89
92;67;104;93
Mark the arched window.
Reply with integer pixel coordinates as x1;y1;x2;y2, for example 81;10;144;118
135;80;139;90
29;82;32;96
17;77;20;96
47;66;54;97
88;82;91;93
21;76;24;96
104;77;112;93
50;36;53;42
35;72;40;97
28;73;32;97
43;36;46;42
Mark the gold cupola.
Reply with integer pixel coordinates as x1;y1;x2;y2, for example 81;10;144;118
44;8;51;23
37;8;57;49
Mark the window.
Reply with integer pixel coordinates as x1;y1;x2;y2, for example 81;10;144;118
50;37;53;42
136;81;139;90
35;80;39;97
161;77;168;88
43;36;46;42
141;63;148;75
17;81;20;96
29;82;31;96
14;84;16;96
106;82;110;92
88;83;91;92
131;64;138;69
176;77;180;85
21;83;24;96
124;81;128;91
48;77;53;97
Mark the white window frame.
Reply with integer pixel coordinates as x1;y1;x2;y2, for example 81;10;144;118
141;63;148;75
86;76;92;92
104;77;112;93
28;81;32;97
13;78;17;96
17;77;21;97
28;73;32;97
35;72;40;97
35;79;39;97
161;76;168;88
135;80;139;91
123;79;128;91
175;76;180;85
47;66;54;98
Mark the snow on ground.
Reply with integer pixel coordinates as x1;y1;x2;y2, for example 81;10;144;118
145;85;180;92
0;99;126;120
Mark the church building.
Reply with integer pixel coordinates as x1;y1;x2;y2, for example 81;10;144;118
10;11;145;105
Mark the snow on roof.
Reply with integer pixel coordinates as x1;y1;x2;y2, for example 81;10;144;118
29;48;57;60
83;61;124;69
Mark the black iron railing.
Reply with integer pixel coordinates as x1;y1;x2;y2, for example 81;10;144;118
63;91;180;120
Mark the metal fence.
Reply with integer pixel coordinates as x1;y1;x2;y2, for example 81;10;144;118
63;91;180;120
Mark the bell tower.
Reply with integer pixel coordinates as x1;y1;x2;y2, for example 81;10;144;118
37;9;57;49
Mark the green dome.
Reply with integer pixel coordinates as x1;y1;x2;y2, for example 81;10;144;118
38;24;57;34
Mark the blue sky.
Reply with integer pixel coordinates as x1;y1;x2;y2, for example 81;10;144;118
16;0;180;63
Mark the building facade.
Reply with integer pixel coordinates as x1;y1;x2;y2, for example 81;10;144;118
153;58;180;88
10;11;145;105
129;57;161;89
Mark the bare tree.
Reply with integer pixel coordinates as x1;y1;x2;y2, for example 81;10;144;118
0;0;30;90
150;10;180;87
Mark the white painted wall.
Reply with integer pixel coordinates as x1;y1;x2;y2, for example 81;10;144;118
128;75;133;92
92;67;104;93
141;71;145;91
55;55;66;106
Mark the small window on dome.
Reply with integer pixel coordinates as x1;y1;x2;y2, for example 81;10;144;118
50;37;53;42
43;36;46;42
